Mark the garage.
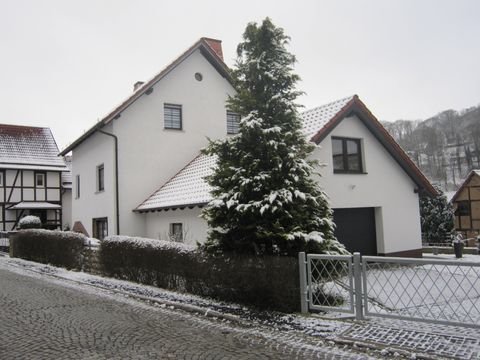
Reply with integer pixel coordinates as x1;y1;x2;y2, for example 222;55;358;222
332;207;377;255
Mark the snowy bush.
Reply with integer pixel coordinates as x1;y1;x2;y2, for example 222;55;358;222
100;235;301;312
10;229;86;269
18;215;42;229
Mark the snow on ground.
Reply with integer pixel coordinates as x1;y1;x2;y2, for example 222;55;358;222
0;254;349;338
2;252;480;358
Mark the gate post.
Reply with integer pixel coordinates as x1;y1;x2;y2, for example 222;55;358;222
298;252;308;314
353;252;364;320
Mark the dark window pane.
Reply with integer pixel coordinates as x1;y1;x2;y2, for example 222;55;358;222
332;137;363;173
164;104;182;129
227;112;240;134
98;165;104;191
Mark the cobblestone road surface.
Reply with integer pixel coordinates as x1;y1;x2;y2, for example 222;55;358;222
0;268;372;359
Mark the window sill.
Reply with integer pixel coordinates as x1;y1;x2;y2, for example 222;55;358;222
163;128;184;132
95;190;105;194
333;171;368;175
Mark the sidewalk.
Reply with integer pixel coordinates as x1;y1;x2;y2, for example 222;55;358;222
1;253;479;359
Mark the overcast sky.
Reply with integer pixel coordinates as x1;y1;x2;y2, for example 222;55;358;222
1;0;479;150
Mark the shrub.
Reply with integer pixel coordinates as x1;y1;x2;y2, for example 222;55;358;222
100;235;300;312
10;229;86;269
18;215;42;229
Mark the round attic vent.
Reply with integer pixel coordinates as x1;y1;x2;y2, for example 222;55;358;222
195;72;203;81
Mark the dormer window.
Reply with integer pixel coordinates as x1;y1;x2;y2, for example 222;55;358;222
332;137;364;174
164;104;182;130
227;111;240;134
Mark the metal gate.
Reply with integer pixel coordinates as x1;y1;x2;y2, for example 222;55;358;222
299;252;480;328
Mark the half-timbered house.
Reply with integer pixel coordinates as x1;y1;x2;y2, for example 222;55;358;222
451;170;480;238
0;124;68;230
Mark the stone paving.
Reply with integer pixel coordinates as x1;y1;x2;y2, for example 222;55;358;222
341;323;480;359
0;267;372;359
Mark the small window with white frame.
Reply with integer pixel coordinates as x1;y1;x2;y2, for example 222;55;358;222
169;223;183;242
35;172;46;188
227;111;240;134
164;103;182;130
97;164;104;192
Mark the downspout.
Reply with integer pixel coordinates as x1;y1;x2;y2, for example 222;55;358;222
98;130;120;235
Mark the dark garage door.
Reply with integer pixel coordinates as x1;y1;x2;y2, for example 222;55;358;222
333;207;377;255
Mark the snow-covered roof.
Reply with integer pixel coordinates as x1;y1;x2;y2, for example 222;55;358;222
0;124;67;170
135;154;216;211
301;96;354;138
8;202;62;210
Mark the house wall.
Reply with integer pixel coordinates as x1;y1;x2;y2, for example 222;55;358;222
70;49;235;239
0;168;63;231
145;208;207;247
62;189;72;230
311;115;422;255
144;115;423;255
71;125;116;237
113;49;235;237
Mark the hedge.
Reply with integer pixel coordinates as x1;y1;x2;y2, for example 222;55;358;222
10;229;86;270
100;236;300;312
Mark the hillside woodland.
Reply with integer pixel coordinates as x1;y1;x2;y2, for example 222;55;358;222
383;104;480;193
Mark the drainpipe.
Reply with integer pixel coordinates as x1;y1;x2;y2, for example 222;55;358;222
98;130;120;235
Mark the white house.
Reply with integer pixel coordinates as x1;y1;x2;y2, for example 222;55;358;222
0;124;69;230
61;38;436;256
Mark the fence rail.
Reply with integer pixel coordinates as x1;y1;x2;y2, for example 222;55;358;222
300;252;480;328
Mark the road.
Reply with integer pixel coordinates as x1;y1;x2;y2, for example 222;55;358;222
0;265;371;359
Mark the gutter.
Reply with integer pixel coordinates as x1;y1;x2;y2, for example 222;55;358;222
98;130;120;235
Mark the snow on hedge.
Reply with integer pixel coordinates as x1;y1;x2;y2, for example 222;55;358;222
103;235;196;254
19;229;87;241
18;215;41;229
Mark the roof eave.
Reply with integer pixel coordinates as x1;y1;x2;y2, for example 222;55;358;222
134;201;208;213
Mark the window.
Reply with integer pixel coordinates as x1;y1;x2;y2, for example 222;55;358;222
455;201;470;216
75;175;81;199
332;137;363;173
93;217;108;240
0;172;3;186
97;164;104;192
169;223;183;242
227;111;240;134
35;173;46;187
164;104;182;129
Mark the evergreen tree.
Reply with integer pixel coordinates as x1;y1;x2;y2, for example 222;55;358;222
420;186;455;243
202;18;348;256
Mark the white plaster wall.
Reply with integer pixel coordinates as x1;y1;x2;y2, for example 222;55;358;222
110;49;235;236
62;189;72;229
311;115;422;254
71;125;115;238
145;208;207;247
